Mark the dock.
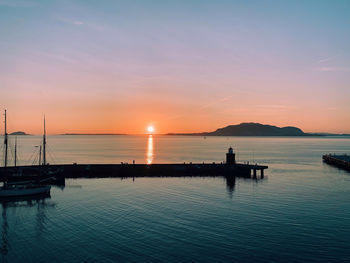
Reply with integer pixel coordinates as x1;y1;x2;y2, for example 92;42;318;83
0;163;268;181
0;148;268;182
322;154;350;172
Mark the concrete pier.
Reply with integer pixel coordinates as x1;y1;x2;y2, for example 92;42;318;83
323;154;350;172
0;148;268;182
0;162;268;180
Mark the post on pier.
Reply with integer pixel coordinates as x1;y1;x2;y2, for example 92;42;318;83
253;169;257;178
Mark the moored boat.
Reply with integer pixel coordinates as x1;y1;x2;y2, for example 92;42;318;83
0;184;51;197
0;112;64;186
2;166;65;186
0;110;52;198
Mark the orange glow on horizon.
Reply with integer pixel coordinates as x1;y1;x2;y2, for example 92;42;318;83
1;91;349;135
1;108;350;135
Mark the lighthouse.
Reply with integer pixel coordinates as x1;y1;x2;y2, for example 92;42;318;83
226;147;236;165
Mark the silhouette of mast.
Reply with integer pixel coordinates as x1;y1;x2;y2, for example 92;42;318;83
43;116;46;165
4;110;8;167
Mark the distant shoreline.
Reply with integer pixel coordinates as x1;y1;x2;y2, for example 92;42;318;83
62;133;127;136
166;123;350;137
6;122;350;137
166;133;350;137
2;134;349;137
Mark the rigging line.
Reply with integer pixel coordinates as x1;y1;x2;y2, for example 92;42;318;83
15;138;19;166
9;142;15;165
45;145;51;164
15;141;20;166
31;152;37;165
1;147;5;165
47;152;54;164
47;150;56;164
32;156;37;166
47;145;58;164
35;145;42;165
16;153;20;166
27;147;39;165
0;144;3;163
27;149;36;165
51;150;58;164
46;145;53;162
32;150;39;166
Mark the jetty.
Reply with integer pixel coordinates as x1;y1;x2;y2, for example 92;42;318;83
0;148;268;183
322;154;350;172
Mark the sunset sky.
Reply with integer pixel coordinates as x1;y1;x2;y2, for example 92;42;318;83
1;0;350;134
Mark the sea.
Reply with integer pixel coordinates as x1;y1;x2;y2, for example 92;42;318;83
1;135;350;263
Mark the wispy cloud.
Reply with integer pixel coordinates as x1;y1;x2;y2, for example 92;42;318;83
219;95;233;102
199;95;233;110
315;55;350;72
255;104;289;109
318;67;350;72
318;55;338;63
73;21;84;25
55;16;84;26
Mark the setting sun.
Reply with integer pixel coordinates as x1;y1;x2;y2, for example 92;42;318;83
147;126;155;133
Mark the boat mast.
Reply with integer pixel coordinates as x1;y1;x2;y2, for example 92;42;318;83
4;110;8;167
43;115;46;165
14;136;17;167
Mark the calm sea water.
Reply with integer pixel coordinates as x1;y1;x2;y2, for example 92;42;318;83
1;135;350;262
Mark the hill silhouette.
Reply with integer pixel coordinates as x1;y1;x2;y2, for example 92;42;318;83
9;131;30;135
168;123;306;136
207;123;305;136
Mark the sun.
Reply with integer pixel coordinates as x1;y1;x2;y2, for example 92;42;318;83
147;126;154;133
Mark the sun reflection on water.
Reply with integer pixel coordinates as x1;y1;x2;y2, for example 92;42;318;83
146;135;153;164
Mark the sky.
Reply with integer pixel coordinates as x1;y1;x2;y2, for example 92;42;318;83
0;0;350;134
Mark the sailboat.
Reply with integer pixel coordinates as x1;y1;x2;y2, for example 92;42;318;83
1;114;64;186
0;110;51;197
0;183;51;197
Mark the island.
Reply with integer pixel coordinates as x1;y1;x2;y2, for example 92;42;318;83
167;123;307;136
9;131;30;135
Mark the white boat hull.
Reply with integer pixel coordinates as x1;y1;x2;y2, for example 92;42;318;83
0;185;51;197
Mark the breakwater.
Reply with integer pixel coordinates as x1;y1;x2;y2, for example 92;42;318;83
0;162;268;180
323;154;350;172
0;148;268;184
